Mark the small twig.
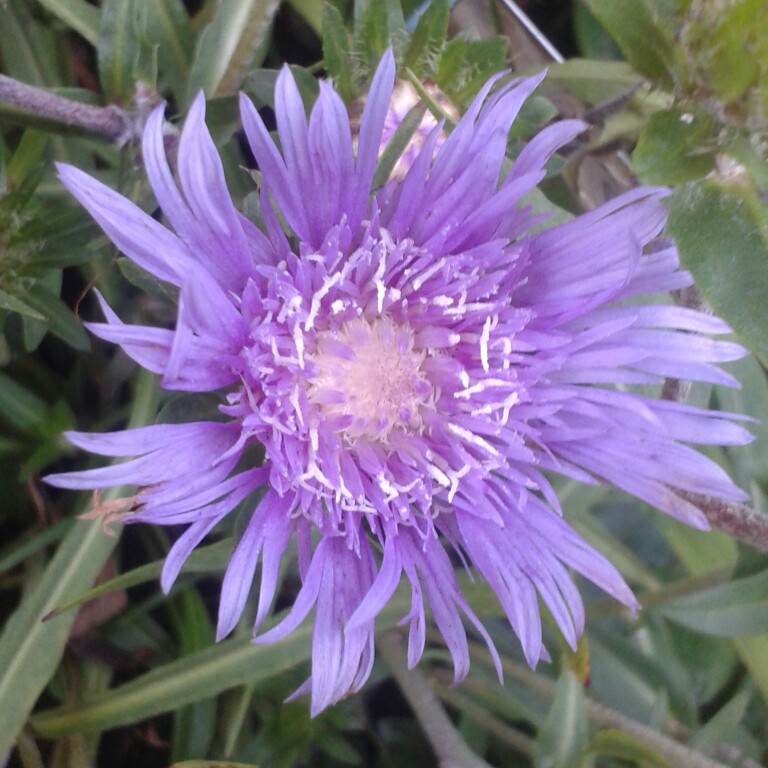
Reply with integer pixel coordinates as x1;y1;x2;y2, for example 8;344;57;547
378;632;493;768
0;74;132;142
683;492;768;553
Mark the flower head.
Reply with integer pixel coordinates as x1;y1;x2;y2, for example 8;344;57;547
47;50;750;715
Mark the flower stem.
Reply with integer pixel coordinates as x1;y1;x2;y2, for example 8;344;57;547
378;632;493;768
0;75;131;142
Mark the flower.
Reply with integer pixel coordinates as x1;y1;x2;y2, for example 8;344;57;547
46;50;750;715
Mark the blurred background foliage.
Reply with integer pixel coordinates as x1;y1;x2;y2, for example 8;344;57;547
1;1;768;767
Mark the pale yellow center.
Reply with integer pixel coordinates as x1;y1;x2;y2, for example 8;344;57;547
307;316;435;443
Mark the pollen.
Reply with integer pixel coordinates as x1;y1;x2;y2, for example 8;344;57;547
307;315;436;444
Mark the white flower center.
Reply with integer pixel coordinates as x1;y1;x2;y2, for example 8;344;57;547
307;316;435;443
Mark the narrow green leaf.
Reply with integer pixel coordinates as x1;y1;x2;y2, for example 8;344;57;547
533;670;590;768
402;0;449;77
667;181;768;366
372;100;427;190
30;583;411;736
322;2;355;102
583;0;677;88
652;513;737;579
0;520;119;757
690;690;751;755
44;539;233;620
6;130;48;189
98;0;140;101
0;519;73;577
171;591;216;762
354;0;405;68
0;290;45;321
0;370;158;760
0;370;47;433
572;1;622;61
433;36;509;105
188;0;280;98
144;0;194;102
0;0;68;87
23;282;90;351
656;569;768;637
545;59;641;105
585;729;675;768
34;0;100;46
734;636;768;707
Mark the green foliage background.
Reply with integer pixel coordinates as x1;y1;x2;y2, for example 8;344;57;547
1;1;768;766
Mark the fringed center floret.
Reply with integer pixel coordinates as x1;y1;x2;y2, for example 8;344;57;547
231;215;538;534
307;316;435;444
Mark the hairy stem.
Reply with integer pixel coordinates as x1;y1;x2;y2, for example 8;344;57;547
683;492;768;552
0;75;131;141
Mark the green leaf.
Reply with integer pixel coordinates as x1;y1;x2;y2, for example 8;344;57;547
652;512;737;579
0;369;157;759
583;0;677;88
118;256;179;302
402;0;449;77
187;0;280;98
353;0;405;68
44;539;233;620
715;356;768;490
0;370;47;433
0;0;69;87
690;690;751;755
656;569;768;637
144;0;195;102
572;1;622;60
633;107;717;185
533;670;590;768
30;583;412;736
437;37;508;104
171;591;216;762
583;729;675;768
322;2;355;102
0;519;73;577
372;100;427;190
666;181;768;366
0;289;45;321
23;282;90;351
34;0;100;46
545;59;642;105
734;636;768;706
98;0;142;101
0;519;120;757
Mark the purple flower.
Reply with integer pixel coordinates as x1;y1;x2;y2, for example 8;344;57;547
47;50;750;715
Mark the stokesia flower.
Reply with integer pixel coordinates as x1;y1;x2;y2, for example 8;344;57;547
46;50;750;715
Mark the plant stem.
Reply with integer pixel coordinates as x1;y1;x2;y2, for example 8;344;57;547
0;75;131;142
378;632;494;768
683;492;768;552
